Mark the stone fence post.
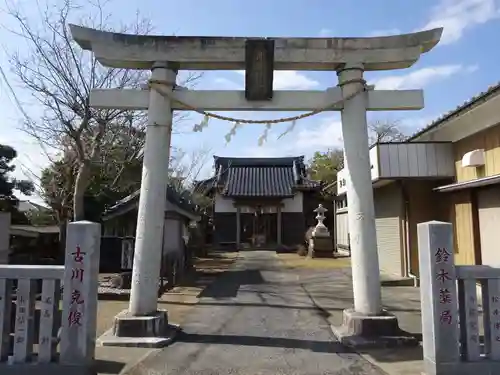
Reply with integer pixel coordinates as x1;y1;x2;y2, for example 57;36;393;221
60;221;101;366
417;221;460;374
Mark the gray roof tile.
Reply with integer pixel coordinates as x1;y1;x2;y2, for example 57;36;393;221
103;183;197;219
207;155;321;198
223;166;295;197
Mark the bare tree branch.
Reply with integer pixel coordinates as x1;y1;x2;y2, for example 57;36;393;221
5;0;201;220
368;119;408;145
169;146;212;192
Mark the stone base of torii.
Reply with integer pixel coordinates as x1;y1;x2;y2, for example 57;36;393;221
69;24;443;348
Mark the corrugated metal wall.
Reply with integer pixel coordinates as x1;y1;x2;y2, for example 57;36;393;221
374;183;404;277
335;210;349;249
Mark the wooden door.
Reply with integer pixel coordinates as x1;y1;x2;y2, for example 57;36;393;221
259;213;277;245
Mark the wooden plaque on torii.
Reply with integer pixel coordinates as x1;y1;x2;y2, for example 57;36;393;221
245;39;274;101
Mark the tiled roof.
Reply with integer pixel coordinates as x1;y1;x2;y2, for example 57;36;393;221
10;225;59;234
206;155;321;198
193;177;216;195
103;183;198;219
408;82;500;141
17;201;50;212
222;166;296;197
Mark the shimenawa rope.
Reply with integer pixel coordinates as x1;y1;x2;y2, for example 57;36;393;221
147;78;367;144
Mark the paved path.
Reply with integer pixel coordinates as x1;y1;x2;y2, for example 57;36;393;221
132;251;387;375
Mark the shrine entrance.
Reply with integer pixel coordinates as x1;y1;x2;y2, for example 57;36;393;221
255;212;278;247
240;207;278;248
69;24;443;345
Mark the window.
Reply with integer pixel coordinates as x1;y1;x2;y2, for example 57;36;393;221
336;197;348;209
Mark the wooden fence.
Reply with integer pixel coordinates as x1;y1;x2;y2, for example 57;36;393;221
418;221;500;375
0;221;101;375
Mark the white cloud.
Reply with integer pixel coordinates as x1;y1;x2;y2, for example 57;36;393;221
367;28;402;37
244;145;289;158
420;0;500;45
318;28;333;37
466;64;480;73
241;116;344;158
370;64;476;90
0;137;47;178
292;117;344;150
367;1;498;47
0;132;53;203
226;70;319;90
212;77;241;89
240;113;447;159
272;71;319;90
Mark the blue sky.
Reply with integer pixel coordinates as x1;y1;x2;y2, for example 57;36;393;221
1;0;500;203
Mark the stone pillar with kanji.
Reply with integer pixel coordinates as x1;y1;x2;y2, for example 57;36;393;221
417;221;460;374
308;204;334;258
60;221;101;366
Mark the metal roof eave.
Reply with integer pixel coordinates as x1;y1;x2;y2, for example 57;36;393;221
434;174;500;193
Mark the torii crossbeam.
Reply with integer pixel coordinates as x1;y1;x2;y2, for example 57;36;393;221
89;87;424;112
69;24;443;347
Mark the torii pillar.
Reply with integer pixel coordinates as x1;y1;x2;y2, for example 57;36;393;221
128;63;176;316
69;24;443;347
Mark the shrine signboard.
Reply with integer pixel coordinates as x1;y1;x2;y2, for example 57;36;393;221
60;221;101;365
417;221;460;367
245;39;274;101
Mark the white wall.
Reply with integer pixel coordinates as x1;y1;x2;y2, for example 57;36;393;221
337;169;349;196
282;192;303;212
214;193;236;213
337;148;379;196
163;218;182;255
214;191;303;212
370;146;380;180
335;209;349;247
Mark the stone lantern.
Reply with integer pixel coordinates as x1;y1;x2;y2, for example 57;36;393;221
312;204;330;237
308;204;334;258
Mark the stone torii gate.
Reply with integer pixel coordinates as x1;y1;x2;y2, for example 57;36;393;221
69;24;442;347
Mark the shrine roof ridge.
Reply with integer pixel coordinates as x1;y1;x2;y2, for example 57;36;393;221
69;24;443;71
213;155;305;167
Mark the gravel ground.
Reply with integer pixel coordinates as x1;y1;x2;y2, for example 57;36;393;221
129;250;387;375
